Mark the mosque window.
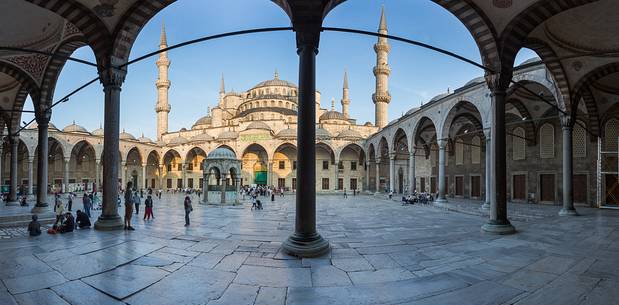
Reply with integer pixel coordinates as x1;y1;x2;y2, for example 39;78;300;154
471;136;481;164
540;123;555;159
177;164;182;171
286;102;290;109
338;161;344;170
323;160;329;170
573;121;587;158
322;178;330;190
293;161;297;170
455;139;464;165
167;164;172;172
605;118;619;151
187;163;193;171
271;100;275;107
351;161;357;171
512;127;526;160
279;101;283;107
279;161;285;169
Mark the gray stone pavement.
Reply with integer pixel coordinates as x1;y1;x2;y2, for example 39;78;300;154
0;193;618;305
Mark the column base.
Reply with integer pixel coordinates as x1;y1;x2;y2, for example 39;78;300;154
434;198;448;208
559;208;578;216
31;202;49;213
480;202;490;210
94;214;124;231
5;201;19;206
282;231;330;258
481;220;516;235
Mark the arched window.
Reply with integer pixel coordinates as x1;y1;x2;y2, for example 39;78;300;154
278;101;283;107
455;139;464;165
286;102;290;109
539;123;555;159
573;121;587;158
512;127;526;160
471;136;481;164
271;100;275;107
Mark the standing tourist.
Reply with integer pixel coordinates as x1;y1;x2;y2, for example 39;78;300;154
343;188;348;199
144;195;154;220
124;182;135;230
184;195;192;226
82;193;91;218
133;191;141;215
54;194;65;226
67;192;73;211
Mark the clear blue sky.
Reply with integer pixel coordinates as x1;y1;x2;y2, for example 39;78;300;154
23;0;536;139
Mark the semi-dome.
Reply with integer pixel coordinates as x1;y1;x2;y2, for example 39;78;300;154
92;126;104;136
429;92;449;103
190;132;214;142
137;133;153;143
167;135;188;145
337;129;362;139
316;127;331;139
62;121;89;134
119;129;136;140
464;76;485;87
245;121;272;131
319;110;347;121
217;130;239;140
192;115;212;128
27;122;58;130
405;107;420;116
207;147;236;160
276;128;297;139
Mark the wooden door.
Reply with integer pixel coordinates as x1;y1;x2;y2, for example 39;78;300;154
455;176;463;196
605;174;619;205
471;176;481;198
540;174;555;202
513;175;526;201
573;174;587;204
420;177;426;192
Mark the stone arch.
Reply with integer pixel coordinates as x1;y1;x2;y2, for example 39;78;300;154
508;73;565;112
391;128;409;154
575;88;600;139
413;116;438;154
525;38;571;111
186;147;207;172
431;0;499;69
0;60;40;93
125;147;143;165
316;142;336;164
573;62;619;100
441;100;484;142
214;144;237;159
378;137;389;160
338;143;366;165
242;143;269;186
367;143;376;162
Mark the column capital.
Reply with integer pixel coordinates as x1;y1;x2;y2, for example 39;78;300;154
484;70;512;92
409;151;416;158
35;107;52;125
437;139;448;149
294;23;321;54
389;152;396;160
64;157;70;163
560;115;574;129
99;65;127;88
27;157;34;163
121;161;127;167
483;128;491;140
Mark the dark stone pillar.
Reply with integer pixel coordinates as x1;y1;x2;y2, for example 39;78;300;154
7;135;19;204
95;66;125;231
482;76;516;234
436;139;447;204
282;27;329;257
482;130;491;210
33;113;50;211
560;121;578;216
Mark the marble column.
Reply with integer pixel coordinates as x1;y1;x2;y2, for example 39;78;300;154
560;123;578;216
94;67;125;231
268;160;274;187
158;165;164;189
121;162;127;190
27;157;34;196
201;172;208;204
375;160;381;194
334;158;339;191
7;135;18;204
389;153;395;193
482;78;516;234
234;178;240;205
63;157;70;194
0;146;3;189
482;130;491;210
365;161;370;193
409;149;416;193
95;159;101;192
220;173;227;204
33;115;50;210
436;139;447;203
142;163;147;190
282;26;329;258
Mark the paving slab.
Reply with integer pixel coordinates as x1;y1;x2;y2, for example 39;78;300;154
82;264;169;299
51;280;124;305
207;283;258;305
348;267;415;285
255;286;286;305
331;257;373;272
311;265;353;287
3;270;67;294
214;252;250;272
13;289;69;305
406;280;523;305
234;265;311;287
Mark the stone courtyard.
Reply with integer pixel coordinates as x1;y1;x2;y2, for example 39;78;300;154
0;194;617;305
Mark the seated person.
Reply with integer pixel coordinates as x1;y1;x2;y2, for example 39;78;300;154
59;212;75;233
75;210;91;229
28;214;41;236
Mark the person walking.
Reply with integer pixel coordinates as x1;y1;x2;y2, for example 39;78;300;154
67;192;73;211
124;182;135;230
389;190;393;200
144;195;154;220
82;193;92;218
343;188;348;199
184;195;192;226
133;191;141;215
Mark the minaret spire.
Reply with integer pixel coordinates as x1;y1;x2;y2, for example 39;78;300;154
341;70;350;118
219;73;225;94
373;6;391;128
155;19;171;141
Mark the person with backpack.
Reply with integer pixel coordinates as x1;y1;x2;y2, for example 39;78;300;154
184;196;193;226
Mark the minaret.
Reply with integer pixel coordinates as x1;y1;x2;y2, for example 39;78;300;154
155;21;171;141
341;70;350;118
219;73;225;103
372;6;391;128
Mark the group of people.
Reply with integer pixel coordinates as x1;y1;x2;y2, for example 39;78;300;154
122;182;159;230
402;191;434;205
27;193;92;236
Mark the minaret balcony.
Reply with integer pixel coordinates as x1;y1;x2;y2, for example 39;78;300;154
373;43;391;53
373;66;391;76
372;93;392;104
155;104;171;112
156;80;171;88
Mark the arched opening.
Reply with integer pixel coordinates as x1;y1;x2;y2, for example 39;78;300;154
414;117;437;194
68;140;96;192
340;143;366;193
273;143;297;191
316;142;336;192
242;144;269;186
125;147;143;190
185;147;207;189
162;149;182;189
